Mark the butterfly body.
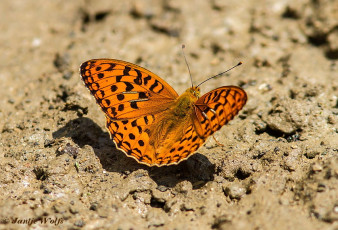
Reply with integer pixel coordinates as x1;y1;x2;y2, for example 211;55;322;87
147;87;200;157
80;59;247;166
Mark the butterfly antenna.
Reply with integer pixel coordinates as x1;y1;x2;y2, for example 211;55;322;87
196;62;242;88
181;44;194;88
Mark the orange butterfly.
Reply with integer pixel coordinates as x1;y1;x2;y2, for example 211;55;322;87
80;58;247;167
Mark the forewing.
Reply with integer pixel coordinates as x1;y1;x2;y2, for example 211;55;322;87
80;59;179;120
193;86;247;138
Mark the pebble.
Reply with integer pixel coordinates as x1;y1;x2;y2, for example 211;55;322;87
223;183;246;199
311;163;323;172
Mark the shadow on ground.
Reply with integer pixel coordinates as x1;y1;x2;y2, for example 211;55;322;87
53;117;215;189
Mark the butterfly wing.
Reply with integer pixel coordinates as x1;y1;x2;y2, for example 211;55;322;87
155;86;247;166
154;124;206;165
192;86;247;138
106;114;157;165
81;59;182;166
106;115;205;166
80;59;179;120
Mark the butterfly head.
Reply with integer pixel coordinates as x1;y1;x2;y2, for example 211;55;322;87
187;86;200;99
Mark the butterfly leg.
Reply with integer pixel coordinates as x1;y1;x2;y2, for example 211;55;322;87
212;135;225;147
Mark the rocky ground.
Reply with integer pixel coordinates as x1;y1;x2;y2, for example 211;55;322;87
0;0;337;229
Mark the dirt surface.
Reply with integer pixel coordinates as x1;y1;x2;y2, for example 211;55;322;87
0;0;337;229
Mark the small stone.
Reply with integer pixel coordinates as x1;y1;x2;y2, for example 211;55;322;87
56;143;78;158
156;185;168;192
317;183;326;192
69;206;79;214
89;203;98;211
258;83;272;92
74;220;85;227
174;181;192;194
210;58;220;66
311;163;323;172
44;139;55;147
334;205;338;213
43;187;52;194
305;149;320;159
284;148;300;171
2;123;14;133
62;71;73;80
223;183;246;200
327;115;336;124
254;120;267;133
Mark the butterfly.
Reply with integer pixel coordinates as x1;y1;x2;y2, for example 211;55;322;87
80;58;247;167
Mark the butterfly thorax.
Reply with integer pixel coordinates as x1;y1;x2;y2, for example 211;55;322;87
171;87;200;117
148;86;200;154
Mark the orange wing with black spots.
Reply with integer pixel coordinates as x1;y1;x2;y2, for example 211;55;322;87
80;59;178;120
106;114;206;166
106;115;155;165
80;59;247;167
193;86;247;138
155;124;206;165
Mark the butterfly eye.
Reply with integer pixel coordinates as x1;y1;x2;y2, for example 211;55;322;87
193;88;200;98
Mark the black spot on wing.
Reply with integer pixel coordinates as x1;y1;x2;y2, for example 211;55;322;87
138;140;144;146
118;104;124;111
105;63;116;71
104;99;111;106
109;107;117;116
211;114;216;121
117;94;125;101
127;149;133;155
144;75;151;85
130;101;139;109
116;75;123;82
123;66;131;75
129;133;135;140
224;89;230;100
115;132;124;139
205;92;212;103
144;116;149;124
213;91;221;102
149;80;164;93
111;85;118;92
139;92;147;99
143;155;152;162
149;80;159;92
133;148;142;156
125;82;134;91
214;103;222;111
123;141;131;148
134;69;143;85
